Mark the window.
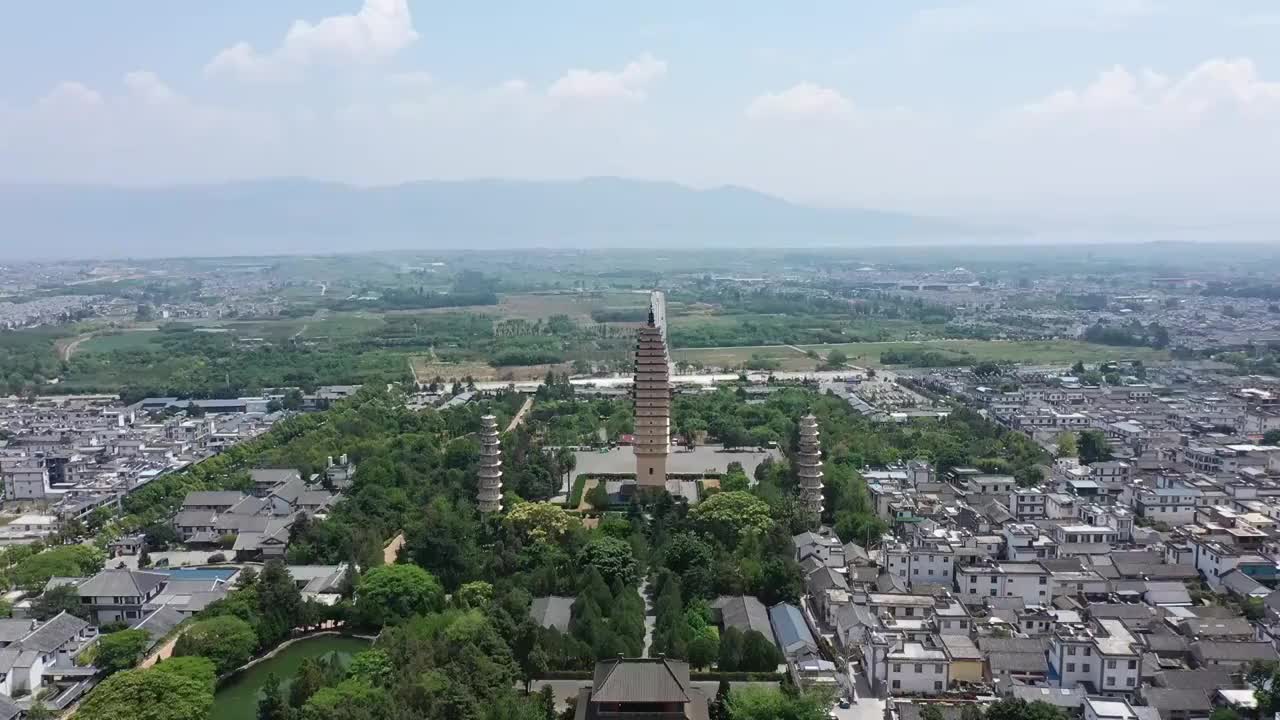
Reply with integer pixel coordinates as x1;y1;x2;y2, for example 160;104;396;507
928;569;934;576
1066;663;1075;672
900;570;906;577
1068;647;1077;656
893;680;901;689
906;608;915;617
648;467;653;475
935;664;943;673
915;664;923;673
934;681;943;691
1039;576;1047;585
913;569;919;575
1107;677;1116;687
1126;677;1136;687
969;588;976;594
894;664;901;673
1082;664;1090;673
1083;648;1091;657
1128;660;1137;670
1107;660;1116;669
991;576;998;583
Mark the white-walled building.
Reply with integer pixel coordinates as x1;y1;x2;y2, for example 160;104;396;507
1048;618;1141;695
956;562;1053;605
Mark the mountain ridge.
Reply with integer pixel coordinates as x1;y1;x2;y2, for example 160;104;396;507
0;177;991;259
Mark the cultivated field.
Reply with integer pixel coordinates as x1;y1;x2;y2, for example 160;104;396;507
673;339;1169;371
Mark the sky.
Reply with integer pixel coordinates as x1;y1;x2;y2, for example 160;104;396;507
1;0;1279;224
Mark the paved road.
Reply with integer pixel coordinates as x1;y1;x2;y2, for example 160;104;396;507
506;396;534;433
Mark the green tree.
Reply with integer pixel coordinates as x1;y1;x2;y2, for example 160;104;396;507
455;581;494;611
922;707;946;720
578;536;638;586
290;657;329;709
31;583;91;621
24;701;56;720
348;649;394;687
173;615;259;674
302;678;394;720
505;502;574;544
739;630;783;672
95;629;152;675
1264;429;1280;445
1056;432;1077;458
256;560;302;649
257;673;290;720
690;491;773;544
356;564;445;627
586;482;611;510
78;665;214;720
1078;430;1113;464
720;468;750;492
718;627;743;672
687;634;719;671
725;686;831;720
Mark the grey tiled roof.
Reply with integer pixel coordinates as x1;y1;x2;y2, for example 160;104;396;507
530;596;573;632
591;658;691;704
711;596;772;638
77;570;167;599
19;612;88;654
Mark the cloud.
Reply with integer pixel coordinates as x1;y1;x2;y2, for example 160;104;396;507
745;83;852;119
206;0;418;81
1018;58;1280;128
123;71;179;104
38;81;103;109
547;54;667;101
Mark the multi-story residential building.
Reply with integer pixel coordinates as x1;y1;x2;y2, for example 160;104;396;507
74;569;168;624
1048;618;1141;694
1009;488;1048;519
883;538;955;590
1051;524;1119;556
1003;523;1058;561
2;462;50;501
1191;538;1279;591
955;561;1053;605
1135;485;1203;525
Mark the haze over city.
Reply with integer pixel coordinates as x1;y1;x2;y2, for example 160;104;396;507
2;0;1279;243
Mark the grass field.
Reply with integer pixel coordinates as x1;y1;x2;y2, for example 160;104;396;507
671;345;810;370
390;292;649;323
673;339;1169;371
797;340;1170;367
77;330;161;354
410;356;573;383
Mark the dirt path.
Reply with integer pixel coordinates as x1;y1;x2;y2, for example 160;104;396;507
383;532;406;565
58;332;96;361
506;397;534;433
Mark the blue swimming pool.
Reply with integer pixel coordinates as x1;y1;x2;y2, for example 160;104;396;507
162;567;239;582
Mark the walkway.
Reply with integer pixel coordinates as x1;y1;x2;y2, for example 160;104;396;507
640;577;656;657
383;532;406;565
506;397;534;433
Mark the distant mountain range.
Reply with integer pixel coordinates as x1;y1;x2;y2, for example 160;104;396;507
0;177;994;259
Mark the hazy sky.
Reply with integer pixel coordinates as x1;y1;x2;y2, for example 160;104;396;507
2;0;1278;223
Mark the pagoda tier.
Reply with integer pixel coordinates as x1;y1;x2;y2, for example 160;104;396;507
797;413;824;523
477;414;504;513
